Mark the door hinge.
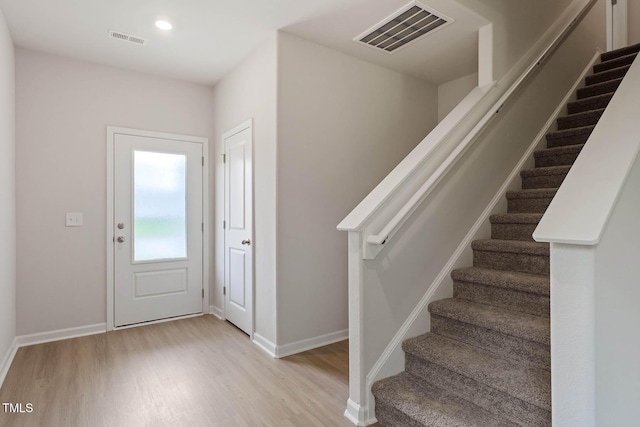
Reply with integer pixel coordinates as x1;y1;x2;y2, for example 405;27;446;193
202;289;205;299
612;0;617;5
202;156;205;166
223;286;226;296
202;222;204;232
222;153;226;163
223;220;226;229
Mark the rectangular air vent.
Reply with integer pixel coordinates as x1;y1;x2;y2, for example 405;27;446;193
109;30;147;46
355;2;452;53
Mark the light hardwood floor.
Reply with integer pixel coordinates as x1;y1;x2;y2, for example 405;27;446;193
0;316;380;427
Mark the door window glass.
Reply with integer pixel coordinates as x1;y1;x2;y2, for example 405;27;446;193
133;151;187;261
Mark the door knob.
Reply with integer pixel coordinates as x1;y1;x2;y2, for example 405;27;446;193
117;236;125;243
241;239;251;246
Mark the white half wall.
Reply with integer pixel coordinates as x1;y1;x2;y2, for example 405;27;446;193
0;7;16;375
437;73;478;122
15;48;215;336
211;34;278;344
276;32;438;347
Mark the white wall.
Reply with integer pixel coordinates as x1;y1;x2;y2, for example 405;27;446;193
0;8;16;369
458;0;575;80
15;48;215;335
276;32;438;347
437;73;478;122
211;35;278;344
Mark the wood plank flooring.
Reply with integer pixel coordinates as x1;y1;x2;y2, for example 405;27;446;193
0;316;379;427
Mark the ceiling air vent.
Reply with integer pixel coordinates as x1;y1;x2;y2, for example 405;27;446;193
355;2;452;53
108;30;147;46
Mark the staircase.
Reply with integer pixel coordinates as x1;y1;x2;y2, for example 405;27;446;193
371;43;640;427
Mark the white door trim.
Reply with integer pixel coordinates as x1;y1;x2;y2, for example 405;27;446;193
607;0;628;51
221;119;254;337
106;126;209;331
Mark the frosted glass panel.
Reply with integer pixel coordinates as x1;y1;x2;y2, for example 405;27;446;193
134;151;187;261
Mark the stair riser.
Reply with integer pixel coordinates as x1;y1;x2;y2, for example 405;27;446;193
430;316;550;368
601;44;640;61
507;198;553;214
491;223;537;241
567;94;612;114
535;151;580;168
405;354;551;427
577;79;621;99
557;110;603;130
586;66;629;85
521;172;568;190
593;54;636;73
473;250;550;275
454;281;550;317
373;401;424;427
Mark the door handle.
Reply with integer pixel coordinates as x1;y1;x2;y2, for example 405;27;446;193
241;239;251;246
117;236;125;243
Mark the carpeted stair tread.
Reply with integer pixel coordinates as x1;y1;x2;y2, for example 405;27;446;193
556;108;604;130
403;333;551;410
534;144;584;167
490;213;544;224
577;78;622;99
520;165;571;189
489;214;542;241
535;144;584;158
520;165;571;178
593;52;637;73
545;125;594;148
472;239;549;255
429;299;550;345
567;92;613;114
600;42;640;62
452;267;549;297
506;188;558;200
585;64;630;85
372;372;516;427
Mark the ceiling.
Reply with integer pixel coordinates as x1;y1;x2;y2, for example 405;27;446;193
0;0;489;86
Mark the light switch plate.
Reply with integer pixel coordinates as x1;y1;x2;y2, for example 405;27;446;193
66;212;83;227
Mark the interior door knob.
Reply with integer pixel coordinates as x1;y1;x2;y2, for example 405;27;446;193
117;236;125;243
241;239;251;246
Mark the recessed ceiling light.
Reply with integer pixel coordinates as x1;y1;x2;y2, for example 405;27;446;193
155;20;173;31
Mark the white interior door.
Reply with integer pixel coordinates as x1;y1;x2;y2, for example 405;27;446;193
113;133;203;327
224;123;253;335
608;0;628;50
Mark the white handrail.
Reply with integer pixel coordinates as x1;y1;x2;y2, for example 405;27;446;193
365;0;595;248
339;0;597;260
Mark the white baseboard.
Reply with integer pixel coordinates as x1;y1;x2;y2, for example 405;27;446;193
209;305;223;320
0;337;19;389
344;398;377;426
252;333;277;358
276;329;348;358
363;49;601;413
16;323;107;348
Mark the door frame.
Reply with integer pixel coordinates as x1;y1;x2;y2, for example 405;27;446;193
220;119;255;337
607;0;628;51
106;126;210;331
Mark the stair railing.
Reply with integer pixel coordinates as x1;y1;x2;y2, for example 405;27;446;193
337;0;598;425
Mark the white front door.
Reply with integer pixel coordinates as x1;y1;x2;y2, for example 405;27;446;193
224;122;253;335
113;132;204;327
